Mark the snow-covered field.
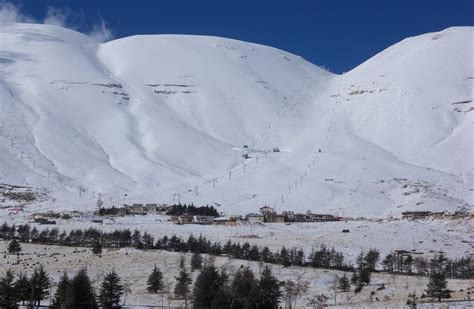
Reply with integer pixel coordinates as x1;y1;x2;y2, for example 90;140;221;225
1;242;472;308
0;23;472;217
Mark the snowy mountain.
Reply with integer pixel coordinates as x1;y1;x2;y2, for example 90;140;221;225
0;23;472;217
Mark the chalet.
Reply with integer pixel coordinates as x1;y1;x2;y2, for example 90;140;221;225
193;215;215;225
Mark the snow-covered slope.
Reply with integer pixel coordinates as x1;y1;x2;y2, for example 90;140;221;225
0;23;472;216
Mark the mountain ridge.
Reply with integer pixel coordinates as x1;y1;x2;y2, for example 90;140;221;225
0;23;472;216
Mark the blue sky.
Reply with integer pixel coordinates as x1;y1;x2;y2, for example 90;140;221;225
7;0;474;73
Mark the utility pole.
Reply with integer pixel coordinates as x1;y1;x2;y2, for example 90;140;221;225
229;171;232;180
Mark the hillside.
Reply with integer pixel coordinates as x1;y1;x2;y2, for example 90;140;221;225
0;23;472;216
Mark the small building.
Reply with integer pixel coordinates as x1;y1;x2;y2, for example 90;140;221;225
214;217;236;226
309;214;338;222
178;214;194;225
246;213;264;224
128;204;146;215
273;214;285;223
260;206;276;215
34;218;56;225
145;204;158;213
294;213;307;222
193;215;215;225
401;211;432;220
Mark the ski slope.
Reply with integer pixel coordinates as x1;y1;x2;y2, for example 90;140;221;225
0;23;472;217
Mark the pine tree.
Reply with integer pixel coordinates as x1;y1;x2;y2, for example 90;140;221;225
337;274;350;292
7;239;21;255
279;247;291;267
406;291;418;309
0;270;18;309
99;269;124;308
425;272;451;301
231;266;258;308
255;265;281;309
51;272;70;309
92;240;102;256
192;263;223;308
364;249;380;271
174;264;192;308
14;272;30;306
30;264;49;306
191;252;203;272
147;265;164;294
69;268;98;309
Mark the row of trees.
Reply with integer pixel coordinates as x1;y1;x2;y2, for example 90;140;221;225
0;265;49;308
1;223;352;272
1;222;473;279
1;251;454;308
0;265;123;308
1;255;283;309
165;204;219;217
382;251;473;279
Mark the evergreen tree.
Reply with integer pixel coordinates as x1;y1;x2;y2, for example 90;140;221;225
0;270;18;309
255;265;281;309
69;268;98;309
279;247;291;267
425;272;451;301
192;263;222;308
350;271;358;285
179;255;186;269
406;291;418;309
147;265;164;294
231;266;258;309
99;269;123;309
364;249;380;271
337;274;350;292
92;240;102;256
30;264;49;306
174;264;192;308
13;272;30;306
191;252;203;272
7;239;21;255
51;272;70;309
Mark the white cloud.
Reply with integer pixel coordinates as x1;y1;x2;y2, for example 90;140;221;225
0;1;34;24
0;1;113;42
88;20;113;43
43;7;71;27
